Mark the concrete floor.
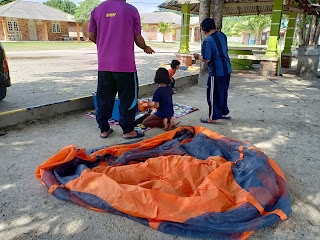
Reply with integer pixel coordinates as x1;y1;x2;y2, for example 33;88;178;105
0;68;319;239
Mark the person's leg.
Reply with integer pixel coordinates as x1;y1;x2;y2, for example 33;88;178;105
115;72;144;138
211;76;224;119
142;114;164;128
203;75;223;123
96;71;117;136
222;74;231;117
171;78;177;94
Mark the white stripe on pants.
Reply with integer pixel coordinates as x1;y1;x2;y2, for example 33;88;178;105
210;76;215;119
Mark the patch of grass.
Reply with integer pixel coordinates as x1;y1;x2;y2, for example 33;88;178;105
2;41;96;51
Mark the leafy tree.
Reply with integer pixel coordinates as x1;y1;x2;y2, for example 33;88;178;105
74;0;102;22
222;16;247;36
156;22;175;42
64;0;77;15
281;14;289;29
43;0;77;15
0;0;16;5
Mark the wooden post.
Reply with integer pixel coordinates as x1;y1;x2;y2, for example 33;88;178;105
42;20;49;41
1;17;9;41
76;22;80;41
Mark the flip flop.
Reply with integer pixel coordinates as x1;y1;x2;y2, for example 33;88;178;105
100;128;113;138
200;118;218;124
222;116;232;119
123;130;145;140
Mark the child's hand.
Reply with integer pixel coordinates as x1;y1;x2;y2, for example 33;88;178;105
147;99;153;107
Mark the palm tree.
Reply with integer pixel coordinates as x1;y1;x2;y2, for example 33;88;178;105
243;15;271;45
156;22;175;42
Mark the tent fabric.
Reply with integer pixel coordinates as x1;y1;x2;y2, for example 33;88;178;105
35;126;292;240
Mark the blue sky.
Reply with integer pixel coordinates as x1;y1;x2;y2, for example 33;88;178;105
27;0;164;13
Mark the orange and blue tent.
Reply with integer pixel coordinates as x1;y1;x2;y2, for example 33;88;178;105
35;126;292;240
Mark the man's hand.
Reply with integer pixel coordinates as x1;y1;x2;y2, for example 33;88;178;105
144;46;155;54
135;35;155;54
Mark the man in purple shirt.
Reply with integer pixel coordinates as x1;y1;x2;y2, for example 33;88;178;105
89;0;154;139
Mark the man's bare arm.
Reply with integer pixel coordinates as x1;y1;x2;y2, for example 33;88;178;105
89;32;97;44
134;35;155;54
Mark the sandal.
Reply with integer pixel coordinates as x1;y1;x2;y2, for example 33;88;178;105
100;128;113;138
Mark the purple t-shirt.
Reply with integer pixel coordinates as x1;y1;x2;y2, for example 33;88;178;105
89;0;141;72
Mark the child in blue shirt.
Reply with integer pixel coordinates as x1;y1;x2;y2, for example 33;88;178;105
142;68;179;130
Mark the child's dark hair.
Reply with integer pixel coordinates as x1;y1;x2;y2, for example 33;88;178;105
171;60;180;69
154;68;171;85
201;18;216;32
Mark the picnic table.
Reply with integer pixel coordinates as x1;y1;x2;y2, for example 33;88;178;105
228;45;271;70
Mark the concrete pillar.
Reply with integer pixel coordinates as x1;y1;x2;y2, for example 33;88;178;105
283;12;297;54
1;17;9;41
76;22;80;41
281;11;297;68
265;0;283;58
178;4;191;53
42;20;49;41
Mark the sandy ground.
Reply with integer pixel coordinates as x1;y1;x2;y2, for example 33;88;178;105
0;46;198;113
0;63;320;239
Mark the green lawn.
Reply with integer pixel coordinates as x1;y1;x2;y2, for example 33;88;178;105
2;41;96;51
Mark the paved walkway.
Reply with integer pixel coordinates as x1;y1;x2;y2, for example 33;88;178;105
0;68;319;240
1;46;200;113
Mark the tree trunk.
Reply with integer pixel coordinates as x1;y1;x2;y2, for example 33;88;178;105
313;19;320;45
199;0;210;41
163;33;165;43
309;15;317;45
297;45;320;79
212;0;223;30
198;0;211;88
255;32;261;45
297;14;305;46
305;24;311;45
302;14;306;43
